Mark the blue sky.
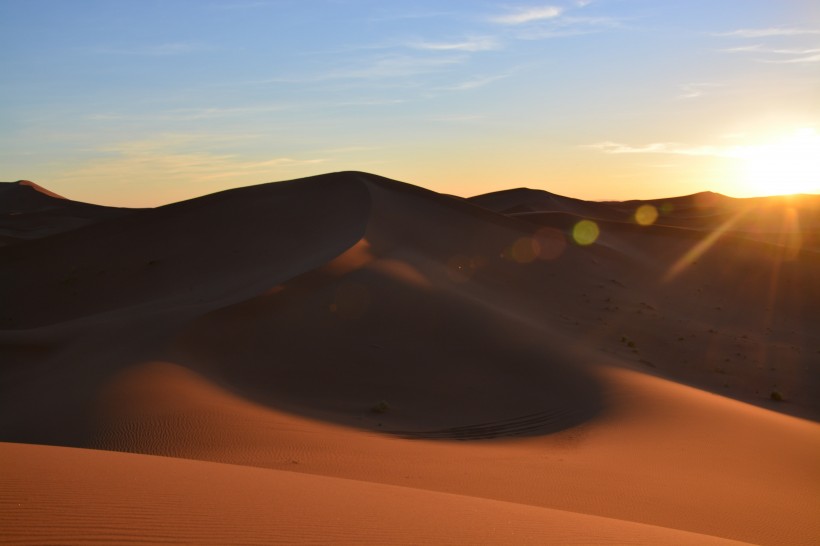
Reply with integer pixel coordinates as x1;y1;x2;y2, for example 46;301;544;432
1;0;818;205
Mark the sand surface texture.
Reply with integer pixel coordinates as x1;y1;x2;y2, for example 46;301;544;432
1;172;818;544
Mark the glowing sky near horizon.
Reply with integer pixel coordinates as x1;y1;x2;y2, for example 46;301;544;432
1;0;818;206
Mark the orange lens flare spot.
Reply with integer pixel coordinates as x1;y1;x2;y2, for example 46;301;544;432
510;237;539;264
533;227;567;260
509;229;568;263
572;220;599;246
635;204;659;226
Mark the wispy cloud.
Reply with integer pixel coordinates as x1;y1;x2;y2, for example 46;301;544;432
714;27;820;38
676;82;722;100
762;52;820;63
91;133;261;156
506;14;625;40
720;43;820;63
52;134;326;205
723;44;820;55
721;44;763;53
410;37;500;52
491;5;563;25
586;141;741;158
333;54;465;80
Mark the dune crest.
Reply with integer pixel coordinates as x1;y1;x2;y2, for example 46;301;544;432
0;180;133;246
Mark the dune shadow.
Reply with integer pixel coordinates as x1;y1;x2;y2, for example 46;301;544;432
166;259;606;441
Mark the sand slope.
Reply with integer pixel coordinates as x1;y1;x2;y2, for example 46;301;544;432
0;180;133;246
1;442;758;546
1;171;818;544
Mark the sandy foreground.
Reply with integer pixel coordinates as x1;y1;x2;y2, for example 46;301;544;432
1;172;818;544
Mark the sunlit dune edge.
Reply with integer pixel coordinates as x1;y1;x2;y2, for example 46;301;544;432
1;171;818;545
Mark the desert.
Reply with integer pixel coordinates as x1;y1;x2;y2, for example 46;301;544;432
3;1;819;543
1;171;818;544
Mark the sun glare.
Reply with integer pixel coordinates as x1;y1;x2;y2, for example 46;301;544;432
737;128;820;196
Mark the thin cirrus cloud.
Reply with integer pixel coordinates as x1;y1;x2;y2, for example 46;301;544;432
409;37;500;52
677;82;722;100
586;141;740;158
51;134;327;205
329;54;465;80
490;5;563;25
720;44;820;64
723;45;820;54
714;27;820;63
762;53;820;63
714;27;820;38
503;14;625;40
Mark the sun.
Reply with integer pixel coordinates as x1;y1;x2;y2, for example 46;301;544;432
736;128;820;196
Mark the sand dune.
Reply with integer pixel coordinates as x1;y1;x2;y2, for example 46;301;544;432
0;180;133;246
1;172;818;544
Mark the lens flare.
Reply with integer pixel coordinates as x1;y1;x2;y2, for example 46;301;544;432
663;209;749;282
572;220;599;246
634;204;659;226
533;227;566;260
510;237;539;263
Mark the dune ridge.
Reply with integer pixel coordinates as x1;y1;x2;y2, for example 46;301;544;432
1;171;818;544
0;180;134;246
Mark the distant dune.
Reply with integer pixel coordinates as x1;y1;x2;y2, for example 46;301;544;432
0;180;134;246
1;172;818;545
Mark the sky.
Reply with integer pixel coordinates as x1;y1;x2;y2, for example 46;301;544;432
1;0;819;206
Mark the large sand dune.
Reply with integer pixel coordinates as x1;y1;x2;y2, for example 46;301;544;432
0;180;133;246
1;172;818;544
